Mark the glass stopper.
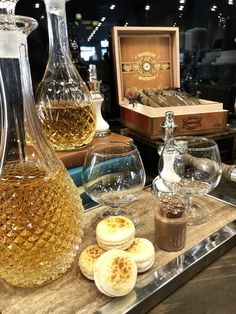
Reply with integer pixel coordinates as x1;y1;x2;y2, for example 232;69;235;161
160;111;178;143
88;64;98;82
158;111;178;155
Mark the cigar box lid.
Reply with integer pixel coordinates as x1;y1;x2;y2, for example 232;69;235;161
112;26;180;105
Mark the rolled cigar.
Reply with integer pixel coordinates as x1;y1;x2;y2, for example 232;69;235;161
222;164;236;182
126;88;160;107
184;154;236;183
175;91;201;106
152;88;200;106
143;88;169;107
162;90;192;106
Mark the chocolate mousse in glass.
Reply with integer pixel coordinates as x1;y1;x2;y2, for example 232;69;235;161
154;194;187;252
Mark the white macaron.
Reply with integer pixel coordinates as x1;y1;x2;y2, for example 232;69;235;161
94;249;137;297
78;244;106;280
126;238;155;273
96;216;135;251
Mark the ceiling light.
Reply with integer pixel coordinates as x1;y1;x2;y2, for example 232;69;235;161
110;4;116;10
211;5;217;11
124;22;129;26
145;5;150;11
228;0;234;4
179;0;185;3
35;3;40;8
75;13;82;20
101;17;106;22
179;5;184;11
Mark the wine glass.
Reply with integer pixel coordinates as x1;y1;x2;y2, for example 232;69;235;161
158;136;222;225
82;141;146;225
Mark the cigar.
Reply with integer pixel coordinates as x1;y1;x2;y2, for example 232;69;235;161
143;88;170;107
152;88;200;106
184;154;236;182
125;88;160;108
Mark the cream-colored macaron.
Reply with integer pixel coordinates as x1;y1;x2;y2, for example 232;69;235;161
126;238;155;273
96;216;135;251
78;244;106;280
94;249;137;297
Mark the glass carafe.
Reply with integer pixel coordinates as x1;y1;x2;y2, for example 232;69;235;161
35;0;96;151
0;1;84;288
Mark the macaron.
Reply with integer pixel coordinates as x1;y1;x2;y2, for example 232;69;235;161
126;238;155;273
94;249;137;297
96;216;135;251
78;244;106;280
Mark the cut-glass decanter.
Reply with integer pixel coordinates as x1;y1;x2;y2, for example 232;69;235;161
0;0;84;288
36;0;96;151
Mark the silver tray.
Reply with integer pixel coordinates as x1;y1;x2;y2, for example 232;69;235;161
95;219;236;314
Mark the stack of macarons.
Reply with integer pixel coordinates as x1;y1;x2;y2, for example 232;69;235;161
78;215;155;297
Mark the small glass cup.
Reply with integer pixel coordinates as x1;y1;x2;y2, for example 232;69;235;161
152;180;188;252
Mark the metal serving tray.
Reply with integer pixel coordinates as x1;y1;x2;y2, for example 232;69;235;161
95;220;236;314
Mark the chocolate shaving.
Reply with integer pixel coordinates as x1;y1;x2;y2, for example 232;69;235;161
159;195;185;218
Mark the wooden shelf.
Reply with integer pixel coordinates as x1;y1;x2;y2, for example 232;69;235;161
56;132;133;169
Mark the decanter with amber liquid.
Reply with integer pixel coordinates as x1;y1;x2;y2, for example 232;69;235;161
0;0;84;288
35;0;96;151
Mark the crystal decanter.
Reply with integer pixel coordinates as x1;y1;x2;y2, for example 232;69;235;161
0;0;84;288
35;0;96;151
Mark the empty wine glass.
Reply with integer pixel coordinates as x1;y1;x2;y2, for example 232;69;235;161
158;136;222;225
82;141;146;225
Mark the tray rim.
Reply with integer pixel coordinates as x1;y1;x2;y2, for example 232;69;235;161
95;220;236;314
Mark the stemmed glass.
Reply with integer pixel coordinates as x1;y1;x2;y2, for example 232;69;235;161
82;141;146;224
158;136;222;225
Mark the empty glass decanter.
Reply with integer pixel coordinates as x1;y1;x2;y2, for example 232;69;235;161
35;0;96;151
0;0;84;288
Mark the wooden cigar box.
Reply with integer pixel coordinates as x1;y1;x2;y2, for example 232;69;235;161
111;26;227;139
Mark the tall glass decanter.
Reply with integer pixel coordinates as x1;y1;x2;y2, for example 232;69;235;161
0;0;84;288
35;0;96;151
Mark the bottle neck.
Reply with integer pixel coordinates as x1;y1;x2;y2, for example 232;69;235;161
45;1;70;65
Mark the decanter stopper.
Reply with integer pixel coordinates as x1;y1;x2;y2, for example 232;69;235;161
154;112;179;192
158;111;178;155
161;111;178;143
87;64;110;137
0;0;18;15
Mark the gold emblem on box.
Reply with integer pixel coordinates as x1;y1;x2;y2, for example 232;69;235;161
121;52;170;81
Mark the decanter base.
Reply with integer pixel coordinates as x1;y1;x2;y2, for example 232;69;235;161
94;130;111;137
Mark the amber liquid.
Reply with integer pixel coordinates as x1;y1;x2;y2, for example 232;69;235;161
0;162;84;287
37;101;96;151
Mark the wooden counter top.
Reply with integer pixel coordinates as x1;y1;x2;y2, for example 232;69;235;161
0;189;236;314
